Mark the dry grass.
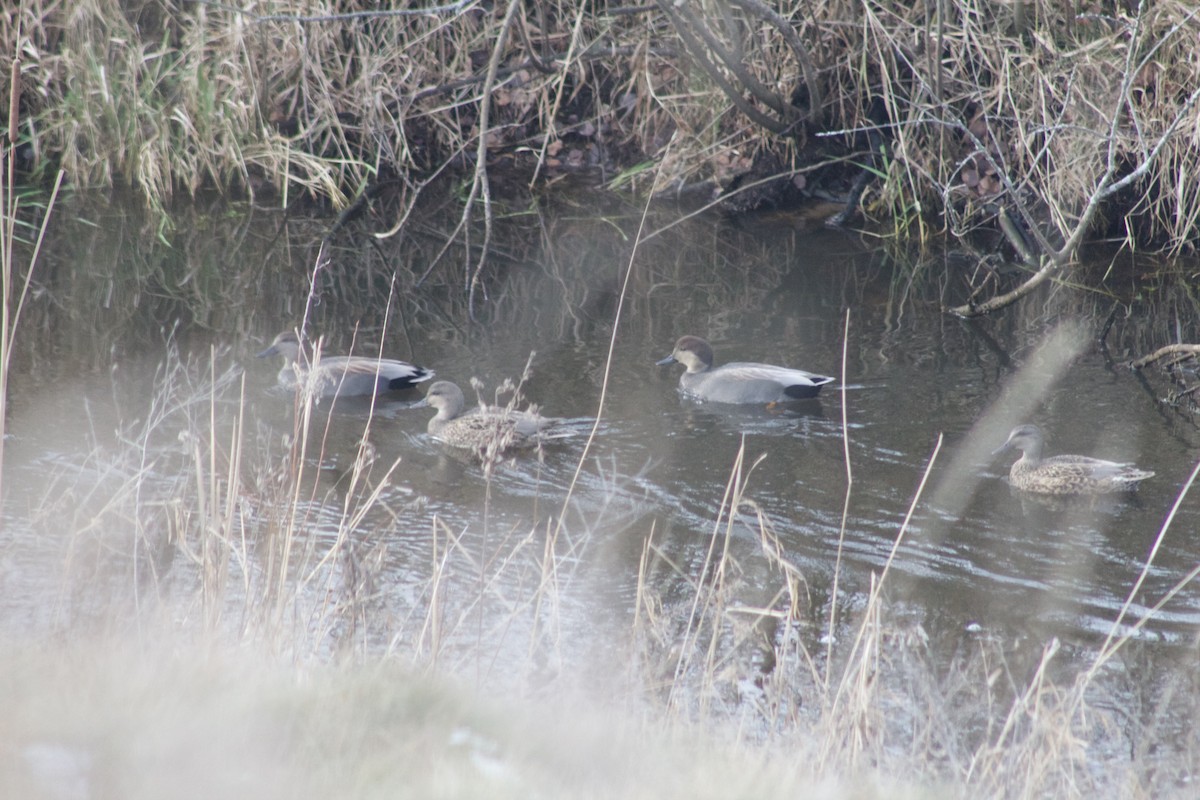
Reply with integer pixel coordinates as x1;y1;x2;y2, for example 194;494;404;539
625;432;1200;798
836;1;1200;292
5;1;1200;258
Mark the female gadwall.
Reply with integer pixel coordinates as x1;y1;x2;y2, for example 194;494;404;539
656;335;834;403
257;330;433;398
992;424;1154;495
424;380;569;454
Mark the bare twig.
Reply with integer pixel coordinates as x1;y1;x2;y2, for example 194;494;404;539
654;0;817;136
1129;343;1200;370
727;0;823;125
460;0;523;322
946;258;1059;318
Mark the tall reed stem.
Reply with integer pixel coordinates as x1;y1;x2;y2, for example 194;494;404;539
1;49;62;508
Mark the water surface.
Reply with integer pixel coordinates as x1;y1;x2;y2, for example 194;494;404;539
4;193;1199;684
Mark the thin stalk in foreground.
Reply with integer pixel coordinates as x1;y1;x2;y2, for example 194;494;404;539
828;434;944;718
825;308;852;687
0;141;63;508
552;140;671;547
1088;454;1200;675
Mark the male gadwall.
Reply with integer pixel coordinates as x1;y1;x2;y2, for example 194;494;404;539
424;380;570;454
257;330;433;398
992;424;1154;495
656;335;834;403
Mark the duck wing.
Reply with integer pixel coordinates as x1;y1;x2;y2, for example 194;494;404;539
317;357;434;396
1021;455;1156;493
433;408;573;454
720;362;834;386
1041;455;1154;480
690;362;833;402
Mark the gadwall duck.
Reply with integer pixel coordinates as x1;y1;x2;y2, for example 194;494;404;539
992;424;1154;495
257;330;433;398
656;335;834;403
424;380;570;454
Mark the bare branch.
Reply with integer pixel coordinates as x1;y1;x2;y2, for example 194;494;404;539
1130;344;1200;371
946;258;1060;319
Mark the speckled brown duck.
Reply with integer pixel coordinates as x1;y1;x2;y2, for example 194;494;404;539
992;424;1154;495
257;330;433;399
423;380;570;455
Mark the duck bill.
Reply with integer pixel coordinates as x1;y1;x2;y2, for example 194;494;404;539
655;354;677;366
255;344;279;359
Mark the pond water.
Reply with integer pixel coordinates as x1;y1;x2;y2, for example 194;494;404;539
3;190;1199;702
